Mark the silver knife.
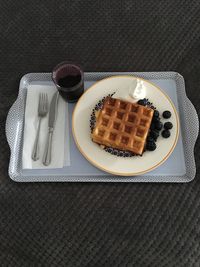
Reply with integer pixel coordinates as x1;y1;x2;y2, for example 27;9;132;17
43;92;59;166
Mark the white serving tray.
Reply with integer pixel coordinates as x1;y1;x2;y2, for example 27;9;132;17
6;72;199;182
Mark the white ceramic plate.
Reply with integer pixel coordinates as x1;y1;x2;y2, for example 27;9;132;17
72;76;179;176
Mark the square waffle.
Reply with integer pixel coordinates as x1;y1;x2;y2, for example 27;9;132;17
91;97;154;155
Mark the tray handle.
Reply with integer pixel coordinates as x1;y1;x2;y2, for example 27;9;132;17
5;93;25;181
6;99;20;149
186;97;199;149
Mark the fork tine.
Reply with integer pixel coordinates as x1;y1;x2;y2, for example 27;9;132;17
38;93;42;113
41;93;43;111
44;94;46;112
43;93;46;112
45;93;48;111
41;93;44;111
40;93;43;112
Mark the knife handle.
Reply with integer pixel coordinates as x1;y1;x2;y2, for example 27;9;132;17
43;128;53;166
32;117;42;161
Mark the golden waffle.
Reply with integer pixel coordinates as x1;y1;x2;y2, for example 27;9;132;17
91;97;154;155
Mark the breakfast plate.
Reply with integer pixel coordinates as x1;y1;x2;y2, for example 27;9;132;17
72;75;179;176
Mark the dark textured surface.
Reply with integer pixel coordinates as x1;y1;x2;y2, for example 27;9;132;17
0;0;200;266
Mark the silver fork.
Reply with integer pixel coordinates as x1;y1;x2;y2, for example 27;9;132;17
32;93;48;161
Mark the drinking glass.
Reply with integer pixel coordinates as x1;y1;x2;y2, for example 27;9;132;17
52;61;84;102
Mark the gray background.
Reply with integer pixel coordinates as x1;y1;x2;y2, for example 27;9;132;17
1;0;200;266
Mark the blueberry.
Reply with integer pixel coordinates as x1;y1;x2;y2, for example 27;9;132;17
150;123;155;130
152;117;160;123
163;110;171;119
155;121;163;131
146;141;157;151
150;129;159;141
137;99;146;106
164;122;173;130
147;136;154;143
153;110;159;118
162;129;171;138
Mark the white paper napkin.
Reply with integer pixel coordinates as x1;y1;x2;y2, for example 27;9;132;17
22;84;68;169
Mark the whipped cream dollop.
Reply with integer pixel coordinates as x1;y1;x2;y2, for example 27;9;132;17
113;78;146;102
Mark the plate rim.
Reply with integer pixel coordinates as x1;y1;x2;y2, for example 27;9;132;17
72;75;180;176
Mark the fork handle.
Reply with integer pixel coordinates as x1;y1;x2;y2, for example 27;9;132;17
32;117;42;161
43;128;53;166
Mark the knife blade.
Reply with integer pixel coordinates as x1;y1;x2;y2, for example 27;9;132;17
43;91;59;166
48;91;59;129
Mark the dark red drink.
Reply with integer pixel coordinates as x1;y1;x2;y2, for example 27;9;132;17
52;62;84;102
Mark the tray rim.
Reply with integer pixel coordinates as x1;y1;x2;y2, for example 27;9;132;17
5;71;199;183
